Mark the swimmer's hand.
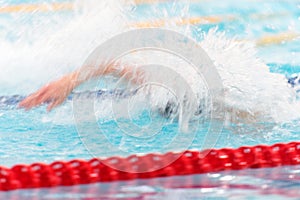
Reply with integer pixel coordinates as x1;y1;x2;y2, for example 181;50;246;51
19;72;78;111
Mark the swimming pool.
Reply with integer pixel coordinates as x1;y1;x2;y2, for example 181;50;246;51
0;0;300;199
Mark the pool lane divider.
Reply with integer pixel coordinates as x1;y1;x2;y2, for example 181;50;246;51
130;12;289;28
0;0;188;12
0;142;299;191
0;2;73;13
0;0;204;12
0;1;192;13
130;15;236;27
256;32;300;46
1;3;296;46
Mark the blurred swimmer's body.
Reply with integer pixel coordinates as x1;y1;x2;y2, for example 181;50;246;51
19;60;299;120
19;32;300;124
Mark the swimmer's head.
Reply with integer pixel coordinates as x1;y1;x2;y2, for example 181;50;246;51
287;74;300;94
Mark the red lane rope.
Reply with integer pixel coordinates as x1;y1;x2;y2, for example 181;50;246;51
0;142;300;191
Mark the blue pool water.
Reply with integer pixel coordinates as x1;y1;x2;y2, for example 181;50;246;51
0;0;300;199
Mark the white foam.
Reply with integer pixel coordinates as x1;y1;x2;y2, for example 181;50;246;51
200;29;300;123
0;0;129;94
0;0;299;125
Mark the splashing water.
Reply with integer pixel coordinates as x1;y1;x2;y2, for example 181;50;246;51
0;0;190;91
0;0;130;94
200;29;300;124
0;0;299;133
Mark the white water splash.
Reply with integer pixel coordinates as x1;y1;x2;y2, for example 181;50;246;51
0;0;299;126
0;0;129;95
200;29;300;123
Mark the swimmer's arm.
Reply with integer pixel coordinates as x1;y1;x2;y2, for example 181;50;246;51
19;62;141;111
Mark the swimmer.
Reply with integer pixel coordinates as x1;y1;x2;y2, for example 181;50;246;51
18;59;299;120
18;33;300;124
19;62;142;111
